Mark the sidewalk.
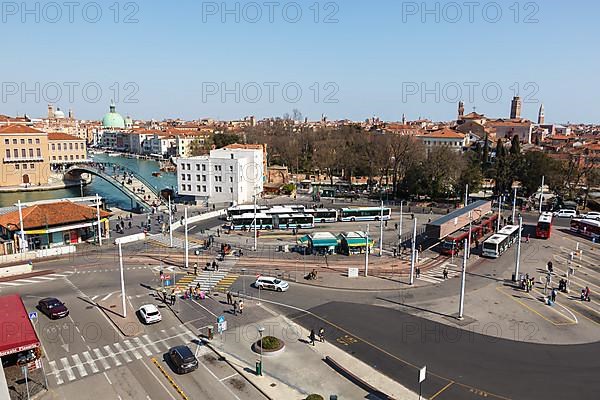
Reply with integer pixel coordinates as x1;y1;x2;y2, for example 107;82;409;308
209;312;416;399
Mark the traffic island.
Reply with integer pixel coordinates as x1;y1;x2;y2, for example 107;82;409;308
96;297;144;337
251;336;286;356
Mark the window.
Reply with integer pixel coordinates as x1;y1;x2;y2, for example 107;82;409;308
186;164;191;170
229;166;233;172
14;149;18;157
74;143;78;149
23;164;27;169
69;143;73;150
15;164;20;170
187;174;191;180
30;164;34;169
28;138;32;144
59;156;62;160
230;187;233;193
5;149;10;158
36;148;41;157
70;155;74;160
12;139;17;144
195;164;200;171
35;138;40;144
29;149;33;157
196;175;200;181
229;177;233;183
230;153;234;159
215;186;222;193
202;185;207;192
20;139;25;144
4;139;8;144
181;184;186;191
187;184;191;191
53;156;56;160
57;143;61;150
202;164;206;171
76;155;79;159
197;185;201;191
202;175;207;182
21;149;26;157
181;174;186;181
51;144;55;150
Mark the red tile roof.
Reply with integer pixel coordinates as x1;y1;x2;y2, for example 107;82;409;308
419;128;465;139
0;125;43;134
48;132;82;141
0;202;111;231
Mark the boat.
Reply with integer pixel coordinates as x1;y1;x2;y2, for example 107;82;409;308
152;171;162;177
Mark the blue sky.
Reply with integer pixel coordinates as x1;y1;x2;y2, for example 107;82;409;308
1;0;598;123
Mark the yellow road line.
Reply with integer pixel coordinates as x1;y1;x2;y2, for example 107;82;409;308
495;287;576;326
150;357;189;400
430;381;455;399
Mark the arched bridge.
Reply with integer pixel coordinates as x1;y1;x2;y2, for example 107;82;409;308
65;163;164;212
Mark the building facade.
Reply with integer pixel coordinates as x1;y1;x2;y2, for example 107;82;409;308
416;128;468;155
48;133;88;167
176;147;264;206
0;125;50;187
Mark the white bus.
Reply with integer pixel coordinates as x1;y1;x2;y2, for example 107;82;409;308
228;213;273;230
481;234;511;258
226;205;268;221
305;208;338;223
272;214;315;229
280;204;306;213
497;225;521;247
265;206;297;216
339;207;392;222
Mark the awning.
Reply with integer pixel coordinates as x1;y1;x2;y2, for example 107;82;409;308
345;238;375;247
24;218;109;235
297;235;310;245
310;237;339;247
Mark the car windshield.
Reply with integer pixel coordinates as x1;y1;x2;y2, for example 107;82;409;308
274;279;281;284
146;310;159;316
47;301;61;308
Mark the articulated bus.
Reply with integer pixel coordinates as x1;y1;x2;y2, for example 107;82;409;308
441;214;498;256
228;213;274;230
226;205;268;221
570;219;600;241
481;234;511;258
497;225;521;246
338;207;392;222
536;212;553;239
305;208;338;223
272;214;315;229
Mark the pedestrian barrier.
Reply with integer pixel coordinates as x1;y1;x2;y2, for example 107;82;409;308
150;357;190;400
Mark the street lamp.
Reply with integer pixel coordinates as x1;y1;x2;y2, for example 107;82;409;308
257;326;265;376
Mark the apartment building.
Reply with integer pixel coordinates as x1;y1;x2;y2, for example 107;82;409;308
0;125;50;187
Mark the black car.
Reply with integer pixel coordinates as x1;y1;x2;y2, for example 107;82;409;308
168;345;198;374
38;298;69;319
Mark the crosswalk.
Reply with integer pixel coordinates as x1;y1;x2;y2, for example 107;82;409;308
416;262;461;284
147;234;202;249
176;269;238;292
0;271;74;288
47;325;208;386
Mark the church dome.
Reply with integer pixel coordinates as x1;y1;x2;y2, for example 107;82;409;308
124;115;133;128
54;108;65;119
102;101;125;129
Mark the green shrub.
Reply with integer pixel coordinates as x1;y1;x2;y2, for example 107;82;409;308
306;395;324;400
260;336;282;350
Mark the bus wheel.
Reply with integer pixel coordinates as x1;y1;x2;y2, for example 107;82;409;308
321;219;325;223
375;217;380;221
351;218;355;222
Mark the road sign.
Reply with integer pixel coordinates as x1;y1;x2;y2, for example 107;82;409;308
164;280;171;286
217;315;225;324
419;366;427;383
164;274;171;280
28;311;38;320
217;320;227;334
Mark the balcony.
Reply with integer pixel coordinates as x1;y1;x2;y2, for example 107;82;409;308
3;156;45;163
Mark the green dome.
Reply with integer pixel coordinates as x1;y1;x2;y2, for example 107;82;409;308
102;101;125;129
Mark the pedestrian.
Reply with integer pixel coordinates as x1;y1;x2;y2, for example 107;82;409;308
547;261;553;273
443;268;448;280
193;263;198;276
551;288;557;302
226;291;232;305
319;327;325;342
411;213;414;220
526;234;530;243
239;299;244;315
128;221;132;229
394;223;398;231
416;267;421;278
309;329;316;346
418;244;423;253
232;300;238;316
170;291;176;306
393;248;397;258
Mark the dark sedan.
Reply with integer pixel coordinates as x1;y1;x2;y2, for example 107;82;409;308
168;345;198;374
38;298;69;319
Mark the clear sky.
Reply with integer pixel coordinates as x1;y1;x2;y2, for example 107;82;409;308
1;0;598;123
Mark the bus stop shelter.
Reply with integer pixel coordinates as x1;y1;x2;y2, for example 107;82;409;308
338;231;375;255
298;232;340;255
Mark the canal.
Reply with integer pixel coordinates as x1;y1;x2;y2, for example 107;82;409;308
0;153;177;210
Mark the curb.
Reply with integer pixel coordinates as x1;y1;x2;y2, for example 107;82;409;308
0;269;55;282
150;357;190;400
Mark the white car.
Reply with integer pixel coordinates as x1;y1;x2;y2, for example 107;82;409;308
553;209;577;218
254;277;289;292
139;304;162;324
582;211;600;220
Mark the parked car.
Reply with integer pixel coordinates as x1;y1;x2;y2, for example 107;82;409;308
38;298;69;319
138;304;162;324
582;211;600;220
167;345;198;374
553;209;577;218
254;277;289;292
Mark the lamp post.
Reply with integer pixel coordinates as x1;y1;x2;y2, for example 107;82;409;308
118;242;127;318
17;200;26;253
184;207;189;270
398;200;403;254
253;194;257;251
409;218;417;285
379;200;384;257
539;175;545;214
168;195;173;248
95;194;102;246
258;326;265;376
511;186;517;224
364;224;370;277
513;215;523;282
458;238;467;320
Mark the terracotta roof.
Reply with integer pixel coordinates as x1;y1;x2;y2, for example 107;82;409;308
419;128;465;139
462;112;486;119
48;132;82;141
0;125;43;134
547;135;571;141
0;202;111;231
488;119;532;127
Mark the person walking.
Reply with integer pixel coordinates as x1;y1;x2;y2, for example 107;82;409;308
232;300;238;316
318;327;325;342
194;263;198;276
238;299;244;315
309;329;316;346
443;267;448;280
226;291;233;305
551;288;557;303
416;267;421;278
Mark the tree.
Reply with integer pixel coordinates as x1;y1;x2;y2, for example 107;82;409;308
212;133;241;149
458;152;483;197
422;147;465;199
519;152;563;196
509;135;521;155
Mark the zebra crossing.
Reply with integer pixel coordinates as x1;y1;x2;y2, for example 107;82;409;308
0;271;74;288
177;269;230;292
47;326;207;386
417;262;461;284
147;234;202;249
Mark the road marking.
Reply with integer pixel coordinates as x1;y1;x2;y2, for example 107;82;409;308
93;348;111;370
104;345;122;366
123;339;143;360
60;357;76;381
197;357;242;400
49;360;63;385
101;292;114;301
114;342;133;362
141;334;162;354
103;371;112;385
134;337;153;356
496;287;576;326
82;351;100;373
141;360;177;400
91;295;99;301
71;354;88;377
220;373;238;381
430;381;455;399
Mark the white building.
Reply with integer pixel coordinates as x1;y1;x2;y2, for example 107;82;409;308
176;147;264;206
416;128;468;155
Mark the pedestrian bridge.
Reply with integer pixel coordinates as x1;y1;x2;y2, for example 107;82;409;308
65;163;164;212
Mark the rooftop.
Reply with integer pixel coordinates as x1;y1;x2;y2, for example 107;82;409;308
0;125;44;134
48;132;82;141
0;202;111;231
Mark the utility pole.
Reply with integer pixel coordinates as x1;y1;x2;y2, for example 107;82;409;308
17;200;26;253
539;175;545;214
184;207;189;270
496;195;502;231
95;194;102;246
398;201;403;253
512;186;517;224
118;242;127;318
513;215;523;282
464;184;469;207
168;195;173;247
458;238;467;320
379;200;384;257
253;194;257;251
365;224;370;277
409;218;417;285
467;212;472;259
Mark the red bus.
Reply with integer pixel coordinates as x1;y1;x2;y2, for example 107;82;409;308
440;214;498;255
570;219;600;241
536;212;553;239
